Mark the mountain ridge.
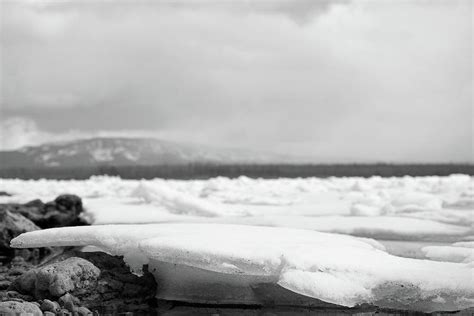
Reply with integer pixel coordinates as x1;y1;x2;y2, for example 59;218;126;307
0;137;295;168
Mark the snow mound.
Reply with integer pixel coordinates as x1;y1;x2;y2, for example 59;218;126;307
11;224;474;312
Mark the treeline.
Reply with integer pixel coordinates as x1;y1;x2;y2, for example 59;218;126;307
0;163;472;180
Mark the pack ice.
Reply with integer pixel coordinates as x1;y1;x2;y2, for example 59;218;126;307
2;174;472;241
11;223;474;312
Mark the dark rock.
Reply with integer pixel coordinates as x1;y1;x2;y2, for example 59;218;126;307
75;252;156;307
1;290;35;301
58;293;80;310
77;306;92;316
8;266;28;277
24;199;44;208
0;300;43;315
55;195;82;212
0;194;89;264
0;191;12;197
10;255;32;270
10;265;37;294
26;250;157;312
40;299;60;312
2;194;87;229
0;280;10;290
5;249;157;314
58;308;72;316
0;209;40;254
61;296;75;312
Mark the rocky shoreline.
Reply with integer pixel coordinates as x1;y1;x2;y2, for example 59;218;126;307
1;194;473;315
1;194;158;315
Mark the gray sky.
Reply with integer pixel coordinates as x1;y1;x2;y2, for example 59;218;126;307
0;0;472;162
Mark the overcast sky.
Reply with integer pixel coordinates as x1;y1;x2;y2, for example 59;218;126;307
0;0;472;162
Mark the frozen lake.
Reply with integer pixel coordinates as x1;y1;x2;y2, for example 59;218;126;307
4;174;474;311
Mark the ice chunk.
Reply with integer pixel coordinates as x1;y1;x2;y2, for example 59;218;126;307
350;203;383;216
390;192;443;212
422;244;474;263
131;182;221;217
11;224;474;312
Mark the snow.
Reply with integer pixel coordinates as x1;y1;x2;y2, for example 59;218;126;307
90;148;114;162
3;174;474;311
11;223;474;311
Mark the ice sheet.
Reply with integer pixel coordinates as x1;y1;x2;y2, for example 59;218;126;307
11;223;474;311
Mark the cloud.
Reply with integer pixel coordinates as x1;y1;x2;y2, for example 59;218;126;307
0;117;55;150
0;0;471;162
166;0;351;25
5;0;349;25
0;117;160;150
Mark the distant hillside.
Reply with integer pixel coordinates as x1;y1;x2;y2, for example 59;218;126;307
0;137;298;169
0;138;471;179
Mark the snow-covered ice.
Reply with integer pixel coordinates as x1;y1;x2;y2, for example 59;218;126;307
3;174;474;311
2;175;471;240
11;223;474;311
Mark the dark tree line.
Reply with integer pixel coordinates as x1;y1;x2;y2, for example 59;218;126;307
0;163;472;180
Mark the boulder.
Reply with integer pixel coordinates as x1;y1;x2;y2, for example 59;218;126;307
12;257;100;299
12;250;157;312
0;300;43;316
